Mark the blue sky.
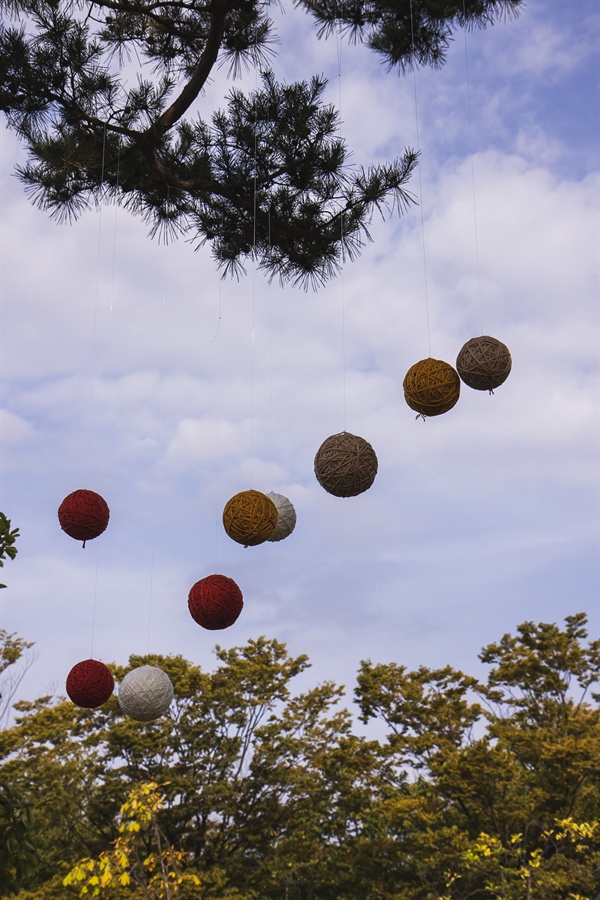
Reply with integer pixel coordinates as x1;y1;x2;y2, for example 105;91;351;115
0;0;598;719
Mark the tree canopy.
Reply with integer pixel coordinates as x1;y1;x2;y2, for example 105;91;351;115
0;0;523;287
0;613;598;898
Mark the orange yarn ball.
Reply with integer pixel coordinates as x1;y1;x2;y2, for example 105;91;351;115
456;335;512;392
403;357;460;418
222;490;278;547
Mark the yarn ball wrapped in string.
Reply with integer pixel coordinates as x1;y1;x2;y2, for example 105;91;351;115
403;358;461;418
314;432;378;497
66;658;114;709
58;489;110;546
118;665;174;723
456;335;512;392
188;574;244;630
222;490;278;547
266;492;297;542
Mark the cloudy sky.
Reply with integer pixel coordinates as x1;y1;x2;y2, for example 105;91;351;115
0;0;598;721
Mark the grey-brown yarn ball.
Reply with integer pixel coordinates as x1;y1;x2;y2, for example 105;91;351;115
314;432;378;497
456;335;512;392
118;665;174;722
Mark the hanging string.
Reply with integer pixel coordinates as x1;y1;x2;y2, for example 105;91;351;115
409;0;432;358
249;64;260;486
89;540;102;658
210;215;224;566
85;125;111;658
266;207;274;457
336;3;348;431
463;1;485;336
109;143;121;313
145;191;171;654
83;125;109;490
0;124;4;631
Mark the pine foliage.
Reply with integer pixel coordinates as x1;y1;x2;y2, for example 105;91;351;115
0;0;522;286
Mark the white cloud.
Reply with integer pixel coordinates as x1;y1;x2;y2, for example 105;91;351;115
0;409;35;445
0;0;597;713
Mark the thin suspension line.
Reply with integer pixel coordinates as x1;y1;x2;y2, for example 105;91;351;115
409;0;432;358
337;3;348;431
463;2;485;336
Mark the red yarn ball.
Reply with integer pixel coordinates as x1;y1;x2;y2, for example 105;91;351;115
188;575;244;630
66;659;115;709
58;489;110;546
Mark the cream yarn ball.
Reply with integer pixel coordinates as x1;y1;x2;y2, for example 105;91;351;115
118;665;174;722
266;492;297;542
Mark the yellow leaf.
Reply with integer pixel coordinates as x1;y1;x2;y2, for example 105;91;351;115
119;872;131;886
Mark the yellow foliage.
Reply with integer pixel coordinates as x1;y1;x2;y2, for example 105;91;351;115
63;782;205;899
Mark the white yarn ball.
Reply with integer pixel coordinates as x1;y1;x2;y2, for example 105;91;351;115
266;492;296;542
118;665;174;722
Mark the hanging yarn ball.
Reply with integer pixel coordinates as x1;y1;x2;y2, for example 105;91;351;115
58;489;110;546
118;665;174;723
222;489;278;547
66;658;114;709
266;492;297;542
456;335;512;392
314;432;378;497
403;357;461;418
188;574;244;630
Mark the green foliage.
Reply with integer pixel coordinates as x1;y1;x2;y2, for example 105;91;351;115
2;616;598;899
0;630;35;731
0;513;19;589
355;613;600;898
0;0;523;287
0;783;36;895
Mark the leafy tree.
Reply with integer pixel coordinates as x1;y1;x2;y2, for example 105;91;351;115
0;513;19;590
0;0;522;287
2;616;598;899
63;782;208;899
0;627;37;896
2;637;388;898
0;631;35;729
355;612;600;899
0;783;36;896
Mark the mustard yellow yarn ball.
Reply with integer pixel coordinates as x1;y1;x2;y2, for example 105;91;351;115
403;357;460;418
222;490;278;547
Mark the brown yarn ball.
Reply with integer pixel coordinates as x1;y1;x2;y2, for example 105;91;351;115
314;431;378;497
456;335;512;392
58;489;110;546
403;357;460;418
222;490;278;547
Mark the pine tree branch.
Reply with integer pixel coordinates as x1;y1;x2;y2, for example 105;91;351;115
144;1;229;142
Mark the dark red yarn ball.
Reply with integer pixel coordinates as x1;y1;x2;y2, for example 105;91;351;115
58;489;110;545
188;574;244;630
66;658;115;709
